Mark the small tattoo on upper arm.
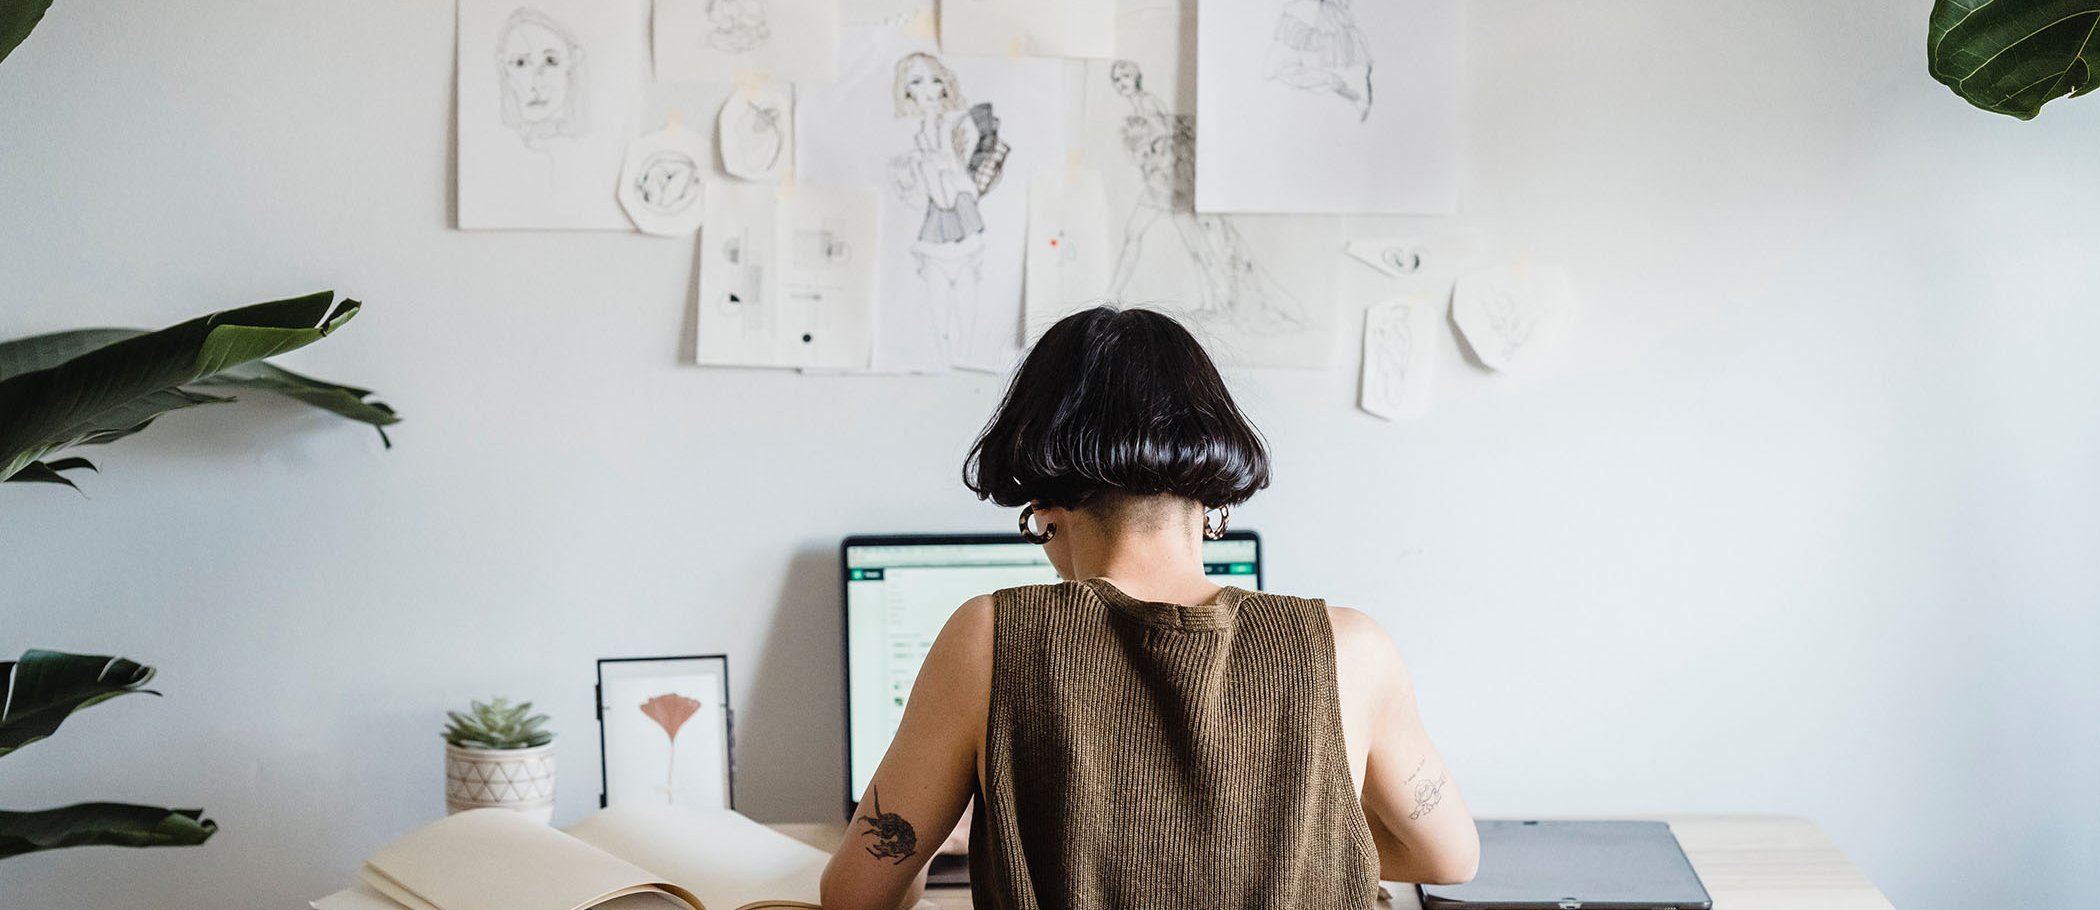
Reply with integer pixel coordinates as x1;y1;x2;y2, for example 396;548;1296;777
856;786;919;865
1404;757;1426;784
1409;773;1446;820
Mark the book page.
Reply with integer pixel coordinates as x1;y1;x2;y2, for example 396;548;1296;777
567;806;826;909
360;808;702;910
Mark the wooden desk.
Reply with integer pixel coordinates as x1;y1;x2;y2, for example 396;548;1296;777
773;815;1892;910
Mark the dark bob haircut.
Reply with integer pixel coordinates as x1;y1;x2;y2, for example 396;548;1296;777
963;306;1271;510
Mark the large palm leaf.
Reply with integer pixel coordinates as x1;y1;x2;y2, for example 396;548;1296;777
0;291;398;487
0;650;156;757
0;651;218;859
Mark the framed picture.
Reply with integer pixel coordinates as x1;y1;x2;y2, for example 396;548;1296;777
596;655;734;810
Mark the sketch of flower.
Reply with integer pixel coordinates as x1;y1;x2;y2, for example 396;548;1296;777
640;693;703;803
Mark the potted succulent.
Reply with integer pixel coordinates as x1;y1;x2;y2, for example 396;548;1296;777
442;697;557;823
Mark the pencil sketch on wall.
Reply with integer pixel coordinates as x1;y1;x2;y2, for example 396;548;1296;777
718;86;792;182
1345;229;1487;284
1195;0;1462;213
1265;0;1373;121
1107;60;1307;336
704;0;769;52
1451;262;1576;374
638;152;702;212
616;124;710;235
1359;298;1436;420
458;0;641;230
496;8;590;148
655;0;837;82
888;51;1013;367
797;24;1062;373
695;182;878;370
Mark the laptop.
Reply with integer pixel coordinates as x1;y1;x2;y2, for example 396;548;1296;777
1419;820;1713;910
840;531;1263;883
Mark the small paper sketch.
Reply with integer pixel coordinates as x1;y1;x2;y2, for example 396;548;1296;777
695;182;878;370
1266;0;1374;121
1360;298;1436;420
654;0;837;82
718;86;792;182
702;0;768;52
798;26;1062;373
616;124;709;235
1345;228;1486;283
939;0;1114;59
1451;261;1576;374
1195;0;1462;213
458;0;643;230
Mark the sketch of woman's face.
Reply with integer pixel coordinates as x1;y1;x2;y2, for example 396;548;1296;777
501;20;574;123
1110;61;1141;98
904;58;948;114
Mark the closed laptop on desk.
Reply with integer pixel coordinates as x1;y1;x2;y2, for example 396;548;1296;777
1420;820;1712;910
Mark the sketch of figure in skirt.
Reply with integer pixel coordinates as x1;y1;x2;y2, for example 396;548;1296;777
1107;60;1307;335
1265;0;1374;121
888;52;1010;365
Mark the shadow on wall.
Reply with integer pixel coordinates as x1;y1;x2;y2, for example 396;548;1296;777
732;545;846;822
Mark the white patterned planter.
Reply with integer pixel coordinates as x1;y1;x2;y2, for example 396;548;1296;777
444;742;556;823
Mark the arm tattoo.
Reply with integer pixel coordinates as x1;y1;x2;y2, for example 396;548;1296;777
855;786;919;865
1409;773;1447;820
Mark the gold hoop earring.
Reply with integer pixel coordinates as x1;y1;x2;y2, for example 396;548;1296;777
1204;504;1230;541
1018;504;1056;544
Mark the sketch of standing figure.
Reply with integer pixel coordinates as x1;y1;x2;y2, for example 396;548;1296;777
1107;60;1307;334
705;0;770;52
888;52;1011;364
1265;0;1373;121
496;8;589;148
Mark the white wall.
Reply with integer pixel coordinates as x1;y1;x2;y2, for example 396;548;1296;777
2;1;2094;907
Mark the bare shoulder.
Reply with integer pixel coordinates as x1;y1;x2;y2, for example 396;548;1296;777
926;595;996;674
1325;605;1410;690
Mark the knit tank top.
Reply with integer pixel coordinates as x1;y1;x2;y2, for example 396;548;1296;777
968;578;1380;909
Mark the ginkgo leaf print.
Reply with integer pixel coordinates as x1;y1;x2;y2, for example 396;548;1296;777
640;693;704;803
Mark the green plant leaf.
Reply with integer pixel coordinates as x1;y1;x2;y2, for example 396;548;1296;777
2;457;96;489
0;650;157;757
1930;0;2100;118
0;328;144;382
194;361;398;445
1;327;399;446
0;804;216;858
0;0;54;66
0;291;361;482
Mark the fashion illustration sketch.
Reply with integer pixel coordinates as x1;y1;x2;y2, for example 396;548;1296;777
888;52;1011;365
1265;0;1373;121
496;7;589;148
1108;60;1306;335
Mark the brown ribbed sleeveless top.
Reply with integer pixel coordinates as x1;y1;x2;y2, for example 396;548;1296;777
968;578;1380;909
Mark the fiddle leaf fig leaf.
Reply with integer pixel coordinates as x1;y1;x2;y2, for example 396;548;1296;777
1930;0;2100;118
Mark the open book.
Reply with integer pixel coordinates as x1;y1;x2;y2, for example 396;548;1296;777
311;806;827;910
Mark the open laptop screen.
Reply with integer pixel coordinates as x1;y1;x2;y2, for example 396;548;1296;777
840;531;1261;809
